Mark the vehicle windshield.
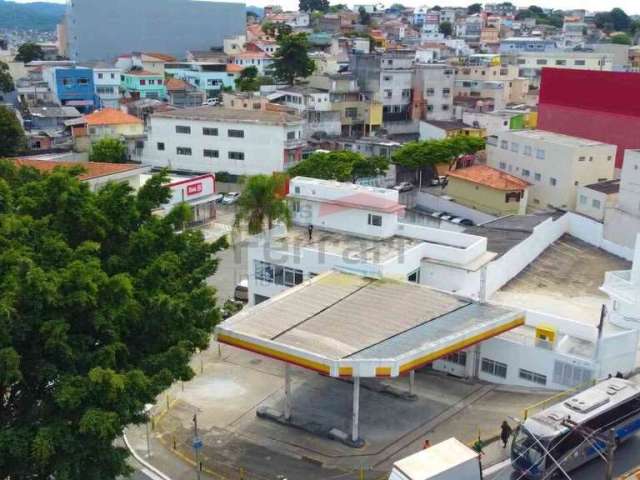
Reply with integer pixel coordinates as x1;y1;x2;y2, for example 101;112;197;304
511;426;546;475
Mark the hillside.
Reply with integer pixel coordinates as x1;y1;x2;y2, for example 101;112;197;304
0;0;66;31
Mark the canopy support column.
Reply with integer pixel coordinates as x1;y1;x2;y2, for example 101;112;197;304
284;363;291;421
352;376;360;443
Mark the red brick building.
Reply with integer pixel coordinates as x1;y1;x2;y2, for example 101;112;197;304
537;68;640;171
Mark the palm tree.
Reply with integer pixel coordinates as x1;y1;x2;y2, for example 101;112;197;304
234;175;292;234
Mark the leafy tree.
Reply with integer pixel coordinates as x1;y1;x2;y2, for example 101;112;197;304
271;33;315;85
0;162;226;479
610;8;631;32
359;6;371;25
262;21;293;39
0;106;26;156
288;151;389;183
89;137;128;163
15;42;44;63
611;33;632;45
467;3;482;14
328;4;348;12
234;174;292;234
0;61;14;93
439;21;453;37
528;5;544;15
299;0;329;13
235;66;260;91
392;136;485;170
432;5;442;11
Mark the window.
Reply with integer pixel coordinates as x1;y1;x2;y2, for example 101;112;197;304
524;145;532;156
402;89;411;99
426;105;434;112
553;360;592;387
592;199;601;209
98;73;103;79
292;199;300;213
78;78;89;85
407;269;420;283
203;127;218;136
500;140;508;150
176;125;191;134
140;79;146;85
550;177;557;186
287;131;296;140
383;75;392;81
555;59;566;66
522;169;530;177
254;260;302;287
511;142;519;153
384;89;392;98
158;79;163;85
535;149;545;160
442;88;450;97
579;195;587;205
345;107;358;119
148;79;155;85
519;369;546;385
442;105;449;111
443;351;467;366
368;214;382;226
481;358;507;378
228;129;244;138
63;78;73;86
536;59;548;65
203;149;219;158
574;59;586;66
228;151;244;160
535;173;542;181
176;147;192;156
157;142;165;151
499;162;507;170
578;156;586;162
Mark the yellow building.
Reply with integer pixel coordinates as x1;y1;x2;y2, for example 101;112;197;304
419;120;485;140
445;164;530;216
72;108;145;158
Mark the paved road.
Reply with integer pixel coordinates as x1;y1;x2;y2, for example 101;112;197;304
487;431;640;480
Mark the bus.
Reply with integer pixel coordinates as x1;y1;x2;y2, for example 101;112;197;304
511;378;640;479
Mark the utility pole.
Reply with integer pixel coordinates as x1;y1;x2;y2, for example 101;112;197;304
193;413;202;480
605;428;616;480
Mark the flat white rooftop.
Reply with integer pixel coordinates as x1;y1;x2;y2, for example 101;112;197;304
503;129;613;148
216;271;524;378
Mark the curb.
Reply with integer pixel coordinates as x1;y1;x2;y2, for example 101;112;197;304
123;430;172;480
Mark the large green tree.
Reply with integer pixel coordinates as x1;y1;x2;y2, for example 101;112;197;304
467;3;482;14
439;21;453;37
611;33;632;45
270;32;315;85
0;106;26;156
89;137;128;163
392;136;485;170
235;66;260;91
299;0;329;13
288;151;389;183
234;174;291;234
0;61;14;94
0;162;226;478
15;42;45;63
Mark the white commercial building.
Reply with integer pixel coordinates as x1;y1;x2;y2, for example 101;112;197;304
486;130;616;210
604;150;640;251
143;107;305;175
241;177;640;391
515;51;614;86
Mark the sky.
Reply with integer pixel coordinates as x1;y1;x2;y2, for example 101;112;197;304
11;0;640;15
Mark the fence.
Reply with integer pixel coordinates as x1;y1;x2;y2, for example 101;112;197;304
522;379;597;420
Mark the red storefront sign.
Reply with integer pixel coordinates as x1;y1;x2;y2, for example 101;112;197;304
187;183;203;195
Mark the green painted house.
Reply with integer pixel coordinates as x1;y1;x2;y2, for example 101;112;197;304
121;70;167;99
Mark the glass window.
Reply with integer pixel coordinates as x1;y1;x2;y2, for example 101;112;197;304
426;88;435;96
228;129;244;138
345;107;358;118
524;145;532;156
592;199;601;209
574;59;586;66
481;358;507;378
229;151;245;160
274;265;284;285
203;149;219;158
578;156;586;161
535;173;541;181
368;214;382;226
579;195;587;205
550;177;557;186
555;60;566;66
511;142;519;153
287;131;296;140
176;147;192;156
407;269;420;283
384;89;392;98
519;368;546;385
157;142;165;151
535;149;545;159
536;59;548;65
443;351;467;366
522;169;530;177
500;140;508;150
402;89;411;98
499;162;506;170
176;125;191;134
140;79;146;85
203;127;218;136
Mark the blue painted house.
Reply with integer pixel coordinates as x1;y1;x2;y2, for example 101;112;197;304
43;66;98;113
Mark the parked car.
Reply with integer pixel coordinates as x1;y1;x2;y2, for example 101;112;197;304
234;279;249;303
393;182;414;193
431;211;445;218
222;192;240;205
440;214;454;221
203;98;220;106
451;217;474;226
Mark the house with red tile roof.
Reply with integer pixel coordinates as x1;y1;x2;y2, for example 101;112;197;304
445;164;530;216
165;78;205;108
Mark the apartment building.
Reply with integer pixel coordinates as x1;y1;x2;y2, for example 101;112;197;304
412;63;455;122
454;63;529;109
604;150;640;251
514;51;614;86
499;37;557;54
143;107;305;175
350;50;415;127
93;66;121;108
486;130;616;210
121;70;166;100
42;66;97;113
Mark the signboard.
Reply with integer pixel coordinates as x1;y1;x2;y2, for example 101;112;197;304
187;183;203;196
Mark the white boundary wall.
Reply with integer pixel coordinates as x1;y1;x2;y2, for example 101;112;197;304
416;190;497;225
565;211;635;261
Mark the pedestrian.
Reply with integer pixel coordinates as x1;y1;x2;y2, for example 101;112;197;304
308;223;313;241
501;420;513;449
615;371;624;379
423;439;431;449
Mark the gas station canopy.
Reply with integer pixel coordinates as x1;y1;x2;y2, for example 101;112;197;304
216;271;524;378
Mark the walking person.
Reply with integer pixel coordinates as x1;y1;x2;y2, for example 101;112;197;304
308;223;313;241
501;420;513;449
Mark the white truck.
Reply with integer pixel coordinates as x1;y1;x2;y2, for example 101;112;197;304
389;438;481;480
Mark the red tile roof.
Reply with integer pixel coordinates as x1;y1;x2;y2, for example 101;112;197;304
165;77;190;91
143;52;177;62
226;64;244;73
448;165;529;191
13;159;143;180
83;108;143;126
